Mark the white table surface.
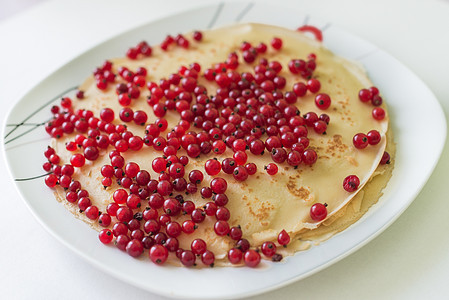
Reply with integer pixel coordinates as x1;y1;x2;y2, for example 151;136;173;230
1;0;449;299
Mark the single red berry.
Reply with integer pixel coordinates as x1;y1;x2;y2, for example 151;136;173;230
169;162;185;179
201;250;215;267
180;250;196;267
372;107;385;120
182;220;196;234
378;151;391;166
369;86;379;96
270;37;283;50
371;95;383;106
229;226;243;240
116;207;133;223
115;235;130;251
232;150;247;166
278;229;290;246
163;198;181;216
353;133;369;149
302;149;317;165
125;162;140;178
204;201;218;216
245;163;257;175
265;163;278;175
191;209;206;223
307;79;321;93
205;159;221;176
98;229;113;244
310;203;328;221
228;248;243;264
193;30;203;41
85;205;99;220
343;175;360;192
126;239;144;257
358;88;373;102
367;130;381;145
221;158;237;174
186;170;202;185
287;150;302;167
191;238;207;255
70;153;85;167
98;213;111;227
215;207;230;221
261;241;277;257
149;244;168;264
271;148;287;164
214;220;230;236
315;93;331;110
200;187;213;198
144;219;160;235
244;249;261;267
293;82;308;97
100;108;115;123
210;177;227;194
166;221;182;238
236;239;250;252
84;146;99;161
44;174;58;188
152;157;167;173
112;222;128;237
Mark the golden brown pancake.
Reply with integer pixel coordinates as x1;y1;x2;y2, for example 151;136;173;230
47;23;393;265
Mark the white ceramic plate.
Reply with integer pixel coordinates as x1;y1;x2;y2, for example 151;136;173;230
2;2;446;299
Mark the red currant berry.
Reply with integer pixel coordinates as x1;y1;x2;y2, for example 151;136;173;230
278;229;290;246
126;239;144;257
205;159;221;176
214;220;230;236
244;249;261;267
380;151;391;165
265;163;278;175
99;229;113;244
358;88;373;102
315;93;331;110
228;248;243;264
149;244;168;264
201;250;215;267
270;37;282;50
367;130;381;145
372;107;385;120
180;250;196;267
310;203;328;221
307;79;321;93
210;177;227;194
44;174;58;188
343;175;360;192
353;133;369;149
261;241;277;257
191;238;207;255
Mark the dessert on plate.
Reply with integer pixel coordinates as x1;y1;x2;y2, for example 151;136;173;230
42;23;394;267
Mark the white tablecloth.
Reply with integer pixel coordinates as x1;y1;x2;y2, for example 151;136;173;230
1;0;449;299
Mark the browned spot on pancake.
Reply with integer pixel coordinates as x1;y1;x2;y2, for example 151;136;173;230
346;156;358;167
287;177;311;199
326;135;348;157
248;188;253;193
244;197;273;223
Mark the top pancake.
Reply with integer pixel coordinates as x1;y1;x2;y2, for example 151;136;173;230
52;23;389;260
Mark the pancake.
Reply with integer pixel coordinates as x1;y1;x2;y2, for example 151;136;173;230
44;23;394;266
